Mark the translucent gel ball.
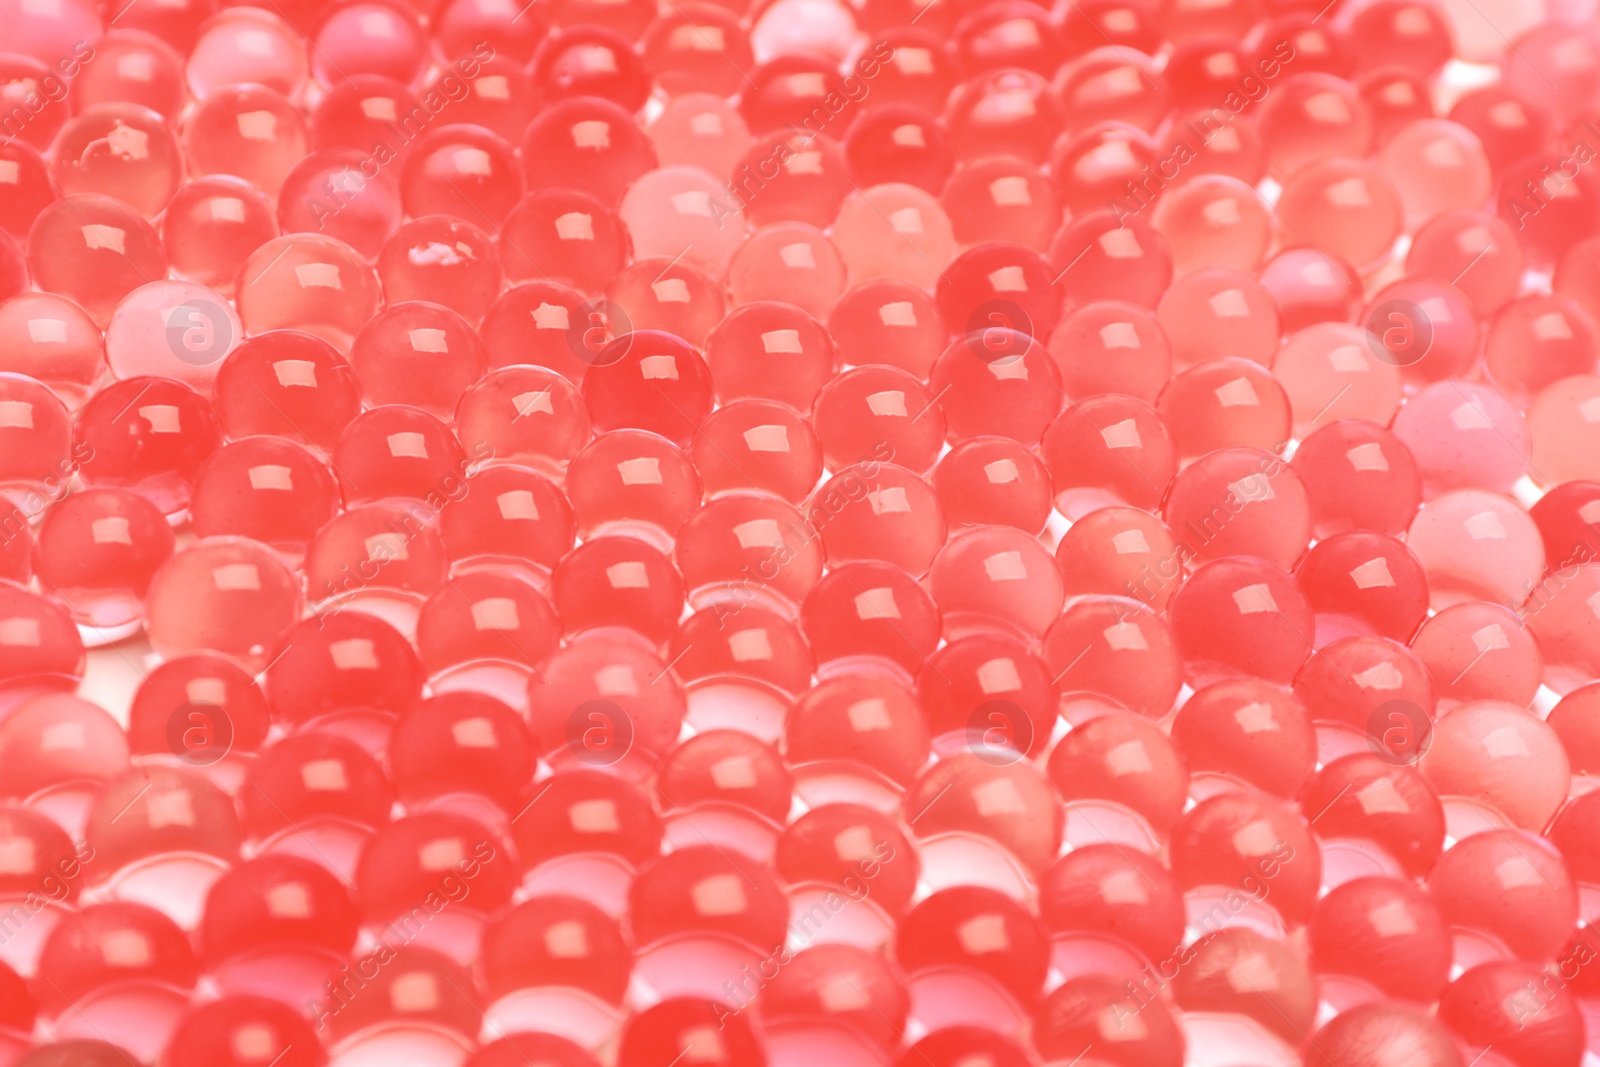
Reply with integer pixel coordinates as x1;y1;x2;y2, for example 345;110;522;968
831;183;958;291
186;7;308;100
1272;321;1404;436
0;292;106;408
1529;375;1600;485
144;537;304;668
182;85;308;198
1275;157;1404;270
106;279;242;391
28;194;169;329
1406;489;1544;609
235;233;382;353
1429;829;1576;961
50;103;182;218
162;177;280;297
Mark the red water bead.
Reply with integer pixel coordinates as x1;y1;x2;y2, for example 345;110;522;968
183;85;308;202
669;604;812;692
1430;655;1568;802
1308;1001;1463;1067
478;281;595;382
309;0;426;85
1053;46;1168;134
316;948;480;1040
1276;323;1405;436
27;195;167;329
938;242;1061;341
608;258;726;352
305;73;416;156
0;805;84;902
838;106;952;194
932;438;1053;534
533;26;650;112
125;652;269;762
929;526;1064;639
728;223;849;320
390;691;535;808
1360;66;1437;145
1256;73;1372;181
859;28;957;112
736;51;853;137
1170;556;1316;686
953;0;1064;75
1296;531;1430;642
71;29;185;118
1151;175;1274;277
1361;279;1479;387
1040;395;1177;516
84;766;240;875
213;330;360;451
160;177;279;298
629;845;788;948
1532;479;1600;569
677;491;819;605
1062;509;1180;613
1157;269;1282;371
931;332;1064;448
0;141;55;240
905;752;1063;872
775;803;918;913
304;502;451;603
456;373;589;482
416;568;559;676
239;731;394;837
276;148;401;261
1430;829;1577;961
0;374;67;510
1344;0;1453;76
1303;753;1445;877
1042;844;1186;963
1441;959;1584;1067
658;729;792;821
1173;789;1320;922
164;996;327;1067
1411;600;1543;710
1483;294;1599;402
620;999;765;1067
189;437;338;558
943;68;1065;167
1497;149;1600;268
376;217;501;323
1049;210;1174;313
1255;12;1353;76
1174;677;1316;796
1524;562;1600;689
0;502;28;586
34;486;173;629
566;430;700;546
1161;38;1251;111
1407;489;1545;610
1163;447;1311;571
481;895;630;1003
1557;234;1600;326
812;366;945;474
393;124;520;231
1294;635;1434;741
787;672;931;785
808;462;948;576
236;236;380;357
356;812;514;920
551;536;687;644
520;102;654;211
1157;359;1291;462
49;102;180;218
917;632;1056;758
1171;927;1316;1043
1256;247;1361;335
0;693;127;800
1034;974;1184;1067
144;537;302;667
187;5;307;95
347;302;489;419
1276;157;1404;271
692;400;821;505
1377;118;1493;229
704;301;836;412
0;230;24;305
433;0;547;64
35;902;198;1014
263;611;422;724
1552;789;1600;883
509;769;662;869
723;131;846;233
1049;122;1164;217
1309;875;1452;1001
641;4;751;97
333;405;469;507
500;188;627;293
0;54;72;152
1160;114;1268;195
799;559;941;675
761;943;909;1047
425;55;535;146
1290;420;1420;540
582;331;715;449
896;1030;1034;1067
898;885;1050;1002
73;378;214;519
200;853;358;961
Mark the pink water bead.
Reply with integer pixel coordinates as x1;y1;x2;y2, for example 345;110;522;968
144;537;303;668
567;429;700;544
454;366;590;479
34;487;174;630
1276;157;1404;269
1310;1003;1463;1067
1291;419;1422;539
927;525;1063;639
1170;556;1315;685
1173;676;1317;796
1442;959;1584;1067
235;233;383;352
35;903;197;1015
1151;174;1274;275
482;894;629;1002
0;292;104;408
581;331;713;449
940;157;1061;252
1411;599;1543;711
189;437;339;556
1295;634;1436;747
1049;300;1172;404
277;148;402;260
1407;208;1524;316
125;652;271;761
943;68;1065;166
1056;506;1182;609
0;587;85;682
932;437;1053;533
1377;119;1494;229
1046;710;1188;833
1158;358;1293;461
620;166;747;277
0;372;71;517
182;86;307;199
826;279;946;378
1302;754;1445;877
676;492;823;610
161;178;279;298
629;844;787;946
84;765;240;875
75;376;220;516
1257;73;1373;180
904;753;1062;873
645;93;753;186
331;405;468;505
376;216;501;323
186;8;308;100
1173;928;1316;1044
1042;596;1183;718
691;399;821;504
1406;489;1544;609
105;279;242;391
1430;829;1577;961
1532;479;1600;567
899;886;1051;1004
788;671;930;786
1163;447;1312;571
930;331;1062;447
1421;699;1570;830
1296;530;1430;641
0;141;56;240
1157;267;1281;368
808;462;948;576
605;258;725;351
1362;277;1480;384
51;103;182;218
1309;877;1452;1000
1040;394;1178;515
1256;247;1362;334
348;302;488;418
1049;209;1174;312
303;502;450;603
1171;789;1321;921
213;329;361;449
552;536;686;644
831;184;959;292
705;300;836;411
1484;294;1599;403
356;813;515;922
28;194;168;329
310;0;427;85
1525;562;1600;685
1275;321;1406;435
1391;380;1529;495
799;559;941;675
1528;375;1600;485
500;188;627;292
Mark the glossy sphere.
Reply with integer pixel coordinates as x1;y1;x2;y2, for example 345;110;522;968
1296;531;1430;641
1408;209;1524;315
414;568;559;677
1430;830;1577;961
125;652;271;760
240;731;394;836
566;430;699;544
51;104;182;217
1484;294;1599;402
307;74;418;154
1440;959;1584;1067
1046;709;1188;833
106;279;242;391
1258;74;1373;180
620;1000;765;1067
692;399;821;504
1302;754;1445;877
1310;876;1451;999
36;903;198;1013
200;854;358;961
1174;677;1317;796
164;997;325;1067
377;216;502;322
1309;1002;1465;1067
390;691;534;807
551;536;685;644
930;332;1063;447
1152;175;1274;275
788;672;930;786
1407;489;1544;609
727;223;849;319
1042;597;1182;719
1034;974;1184;1066
676;492;823;609
75;376;220;516
348;302;488;418
304;503;450;602
311;0;427;85
1411;600;1543;709
482;895;630;1001
1173;928;1316;1043
509;770;661;869
812;365;945;474
1157;268;1281;369
277;148;402;260
1274;322;1405;435
658;729;792;820
1158;358;1291;460
1276;158;1404;269
1291;419;1422;539
897;887;1050;1002
1169;556;1315;685
0;142;56;239
1173;789;1320;922
0;54;73;152
620;167;747;277
1055;506;1183;609
1531;479;1600;567
454;366;590;479
1164;448;1312;571
1041;844;1185;962
933;437;1053;533
235;234;383;352
928;526;1063;638
642;5;752;97
182;86;307;199
0;692;123;792
826;279;946;378
213;330;361;449
799;559;941;675
1049;210;1174;312
28;195;168;328
1256;247;1362;334
629;846;788;947
187;8;308;100
1377;119;1492;226
606;258;725;349
190;437;338;556
706;301;836;412
1040;394;1177;516
162;177;280;296
83;767;232;876
941;157;1061;252
34;487;174;628
1529;375;1600;486
582;331;713;448
809;462;947;576
355;813;515;921
832;184;959;291
144;538;302;668
776;805;918;914
263;611;422;723
646;94;753;183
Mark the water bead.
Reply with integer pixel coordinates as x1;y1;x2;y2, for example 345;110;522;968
526;633;687;765
532;25;651;112
606;257;725;349
1257;73;1373;181
348;301;489;419
646;93;755;183
377;216;502;322
1049;300;1171;404
1039;393;1177;515
33;486;174;630
1275;157;1404;270
1054;505;1181;608
812;363;947;470
75;376;220;516
105;279;242;393
669;603;812;691
124;651;270;759
1048;209;1174;312
1483;294;1599;403
789;670;931;786
307;74;420;155
1157;358;1292;460
904;753;1062;872
1442;959;1585;1067
620;166;748;278
1359;66;1437;145
932;437;1053;533
1149;174;1274;276
1530;479;1600;566
83;765;240;875
674;491;824;609
1256;247;1361;334
1172;928;1316;1044
303;502;450;604
1163;447;1312;571
691;398;822;503
355;812;516;922
1168;556;1315;685
35;903;198;1014
566;429;701;544
234;233;383;352
0;141;55;241
943;68;1065;167
211;329;360;450
28;194;169;329
798;558;942;675
160;177;279;298
1430;829;1576;961
940;156;1061;252
182;85;308;199
629;845;788;947
523;97;658;211
1524;562;1600;686
761;943;912;1045
641;3;753;97
1157;267;1281;368
1407;488;1544;609
1172;676;1317;796
1376;118;1493;227
277;147;403;260
454;365;590;478
1274;321;1405;435
429;55;536;145
865;28;959;111
658;728;793;821
0;292;105;408
1041;596;1184;718
724;225;848;320
1390;379;1530;496
1172;788;1321;922
1311;1002;1463;1067
1302;753;1445;877
1527;376;1600;487
778;809;916;912
830;183;959;292
551;535;686;643
71;29;185;119
239;730;394;836
389;690;535;807
309;0;427;86
189;436;339;557
1309;876;1452;1000
186;7;309;100
620;999;766;1067
199;853;357;962
1048;121;1164;217
1296;530;1431;643
432;0;549;65
481;895;630;1001
164;997;326;1067
898;886;1050;1003
809;462;947;576
331;404;467;506
394;124;523;232
1289;419;1421;539
1555;233;1600;326
581;330;714;447
1362;277;1480;385
321;946;484;1038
